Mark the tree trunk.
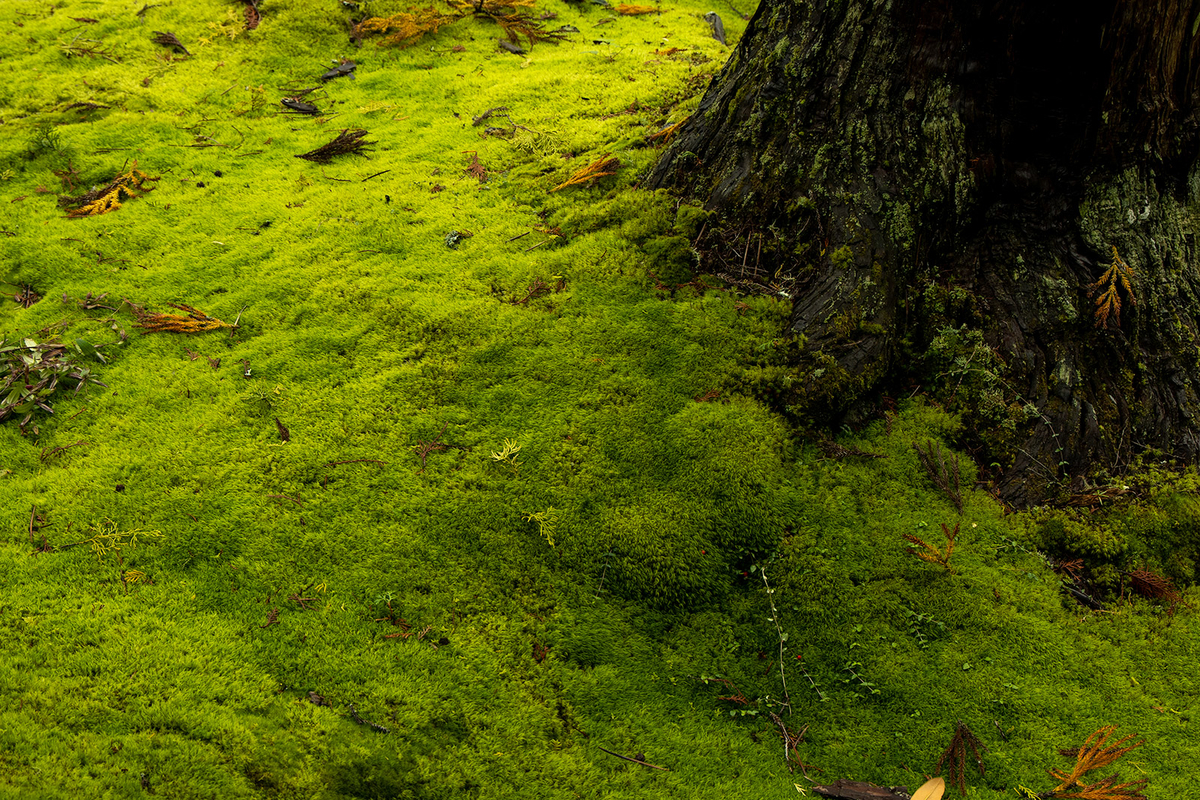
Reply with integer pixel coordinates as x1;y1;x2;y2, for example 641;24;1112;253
647;0;1200;504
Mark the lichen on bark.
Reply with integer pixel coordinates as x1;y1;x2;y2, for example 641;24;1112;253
648;0;1200;505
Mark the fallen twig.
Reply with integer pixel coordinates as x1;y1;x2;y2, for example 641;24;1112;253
594;746;669;771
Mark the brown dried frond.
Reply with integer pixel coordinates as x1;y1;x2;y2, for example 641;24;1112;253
244;3;261;31
913;439;963;513
1124;568;1184;614
617;3;658;14
63;163;158;218
1049;726;1145;796
1089;246;1136;329
53;161;82;192
151;30;191;56
494;11;568;45
552;154;619;191
445;0;564;46
415;422;449;473
1125;568;1176;601
936;720;988;796
463;150;488;182
295;129;373;163
354;8;460;48
1053;558;1085;583
134;303;233;334
903;521;958;571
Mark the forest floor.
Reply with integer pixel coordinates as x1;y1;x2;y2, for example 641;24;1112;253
1;1;1198;798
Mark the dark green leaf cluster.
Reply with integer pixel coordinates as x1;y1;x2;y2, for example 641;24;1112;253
1;338;106;434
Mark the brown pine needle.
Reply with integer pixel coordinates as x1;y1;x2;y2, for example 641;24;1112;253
552;154;619;191
617;3;658;14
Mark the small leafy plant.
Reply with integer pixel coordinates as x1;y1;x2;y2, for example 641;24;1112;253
523;507;559;546
491;437;522;475
904;521;959;572
61;519;163;564
901;606;946;649
841;659;880;699
1;338;107;434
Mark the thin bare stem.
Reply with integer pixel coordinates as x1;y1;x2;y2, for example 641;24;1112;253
759;564;791;713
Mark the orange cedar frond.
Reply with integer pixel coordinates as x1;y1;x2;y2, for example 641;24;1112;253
1089;246;1136;328
1049;726;1145;794
618;4;658;14
134;304;232;334
552;154;619;191
354;8;459;48
1050;773;1148;800
647;116;689;143
64;162;157;218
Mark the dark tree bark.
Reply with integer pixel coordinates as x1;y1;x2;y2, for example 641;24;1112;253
648;0;1200;504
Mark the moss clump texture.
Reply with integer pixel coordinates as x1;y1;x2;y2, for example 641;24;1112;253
2;1;1200;798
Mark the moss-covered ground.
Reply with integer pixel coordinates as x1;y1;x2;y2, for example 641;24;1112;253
2;1;1198;798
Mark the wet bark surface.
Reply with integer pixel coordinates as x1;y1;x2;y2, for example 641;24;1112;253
648;0;1200;504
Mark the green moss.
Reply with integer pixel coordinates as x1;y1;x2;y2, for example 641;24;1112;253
829;244;855;270
643;235;697;284
673;203;710;240
1030;514;1127;560
2;1;1200;798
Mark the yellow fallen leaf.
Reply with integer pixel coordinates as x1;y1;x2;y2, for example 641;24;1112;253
911;777;945;800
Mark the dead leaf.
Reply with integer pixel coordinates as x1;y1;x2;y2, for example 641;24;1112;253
911;777;945;800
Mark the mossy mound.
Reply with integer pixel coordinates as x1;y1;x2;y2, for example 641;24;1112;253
2;1;1199;798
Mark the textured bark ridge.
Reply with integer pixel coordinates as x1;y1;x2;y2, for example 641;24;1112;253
647;0;1200;504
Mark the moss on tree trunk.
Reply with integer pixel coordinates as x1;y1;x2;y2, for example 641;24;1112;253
649;0;1200;505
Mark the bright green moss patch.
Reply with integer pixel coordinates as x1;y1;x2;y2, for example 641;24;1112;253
3;1;1200;798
